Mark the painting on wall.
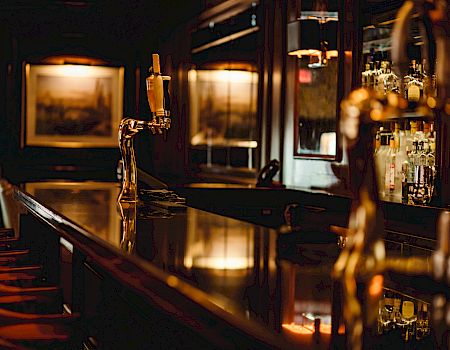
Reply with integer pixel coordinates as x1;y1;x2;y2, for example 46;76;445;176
188;69;258;148
24;64;124;148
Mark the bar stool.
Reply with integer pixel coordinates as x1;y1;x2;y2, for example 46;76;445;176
0;308;81;349
0;230;82;348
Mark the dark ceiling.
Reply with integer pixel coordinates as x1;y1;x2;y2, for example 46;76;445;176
0;0;203;60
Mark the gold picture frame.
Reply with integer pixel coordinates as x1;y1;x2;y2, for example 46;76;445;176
23;64;124;148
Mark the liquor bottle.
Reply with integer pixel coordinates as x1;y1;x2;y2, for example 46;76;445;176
375;127;388;195
395;126;407;199
376;61;387;93
385;137;397;195
407;121;417;149
373;61;381;91
393;122;400;150
401;157;409;203
362;63;371;88
426;142;436;203
383;61;400;94
414;120;425;143
413;141;427;204
408;141;418;204
405;60;423;106
368;62;375;89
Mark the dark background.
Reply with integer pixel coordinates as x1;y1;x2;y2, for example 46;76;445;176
0;0;204;183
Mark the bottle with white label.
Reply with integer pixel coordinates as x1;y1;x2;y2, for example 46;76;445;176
395;127;407;199
404;60;423;107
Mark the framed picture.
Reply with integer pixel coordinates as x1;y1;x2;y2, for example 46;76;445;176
23;64;124;148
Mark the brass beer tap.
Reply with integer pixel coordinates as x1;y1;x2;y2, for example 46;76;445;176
118;54;171;202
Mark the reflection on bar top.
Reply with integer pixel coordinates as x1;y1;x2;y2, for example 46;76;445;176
20;180;339;347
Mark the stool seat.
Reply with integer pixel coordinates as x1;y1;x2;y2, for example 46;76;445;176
0;283;60;297
0;294;60;314
0;272;38;283
0;337;32;350
0;250;30;257
0;307;78;325
0;323;72;341
0;266;41;273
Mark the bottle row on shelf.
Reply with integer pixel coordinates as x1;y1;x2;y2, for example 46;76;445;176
374;119;436;205
362;58;437;106
377;289;431;345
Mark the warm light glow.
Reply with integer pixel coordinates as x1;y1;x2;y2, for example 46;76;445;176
289;49;321;58
50;64;100;77
427;96;437;109
370;109;383;121
282;322;332;335
188;69;257;84
184;209;254;271
326;50;338;58
298;69;312;83
289;50;338;59
166;275;179;287
369;274;384;297
184;256;253;270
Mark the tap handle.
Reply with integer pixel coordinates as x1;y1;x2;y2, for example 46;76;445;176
152;54;161;74
162;76;171;115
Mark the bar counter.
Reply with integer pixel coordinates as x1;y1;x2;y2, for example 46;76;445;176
2;179;444;349
6;180;343;349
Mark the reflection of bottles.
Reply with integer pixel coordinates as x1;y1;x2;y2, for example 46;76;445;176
399;300;416;342
416;302;430;341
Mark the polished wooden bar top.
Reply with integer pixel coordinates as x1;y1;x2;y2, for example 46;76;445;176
11;180;342;349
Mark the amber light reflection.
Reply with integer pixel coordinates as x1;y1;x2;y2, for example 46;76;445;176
282;322;345;335
184;209;254;270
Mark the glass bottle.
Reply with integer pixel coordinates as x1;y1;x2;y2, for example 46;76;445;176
413;141;427;204
385;137;396;196
375;127;388;195
408;141;418;204
426;142;436;203
395;125;407;199
362;63;371;88
383;61;400;94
